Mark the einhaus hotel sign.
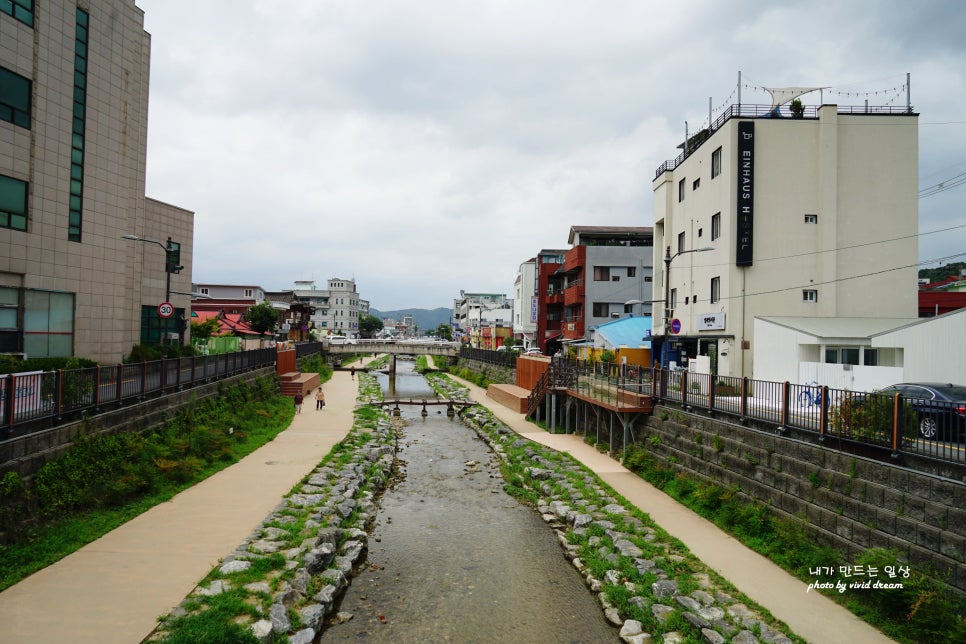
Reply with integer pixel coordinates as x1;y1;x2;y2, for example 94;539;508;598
736;121;754;266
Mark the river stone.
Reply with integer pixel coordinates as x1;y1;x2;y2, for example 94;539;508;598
251;619;273;643
300;604;326;630
245;581;271;595
605;606;623;625
692;589;715;605
250;539;285;554
602;503;627;515
675;595;702;611
289;629;315;644
198;579;230;596
270;602;291;633
652;604;674;622
652;579;678;598
732;631;760;644
615;538;643;557
220;560;251;574
701;627;726;644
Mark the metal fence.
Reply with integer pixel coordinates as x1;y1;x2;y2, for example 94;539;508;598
1;347;277;435
459;346;519;369
651;368;965;465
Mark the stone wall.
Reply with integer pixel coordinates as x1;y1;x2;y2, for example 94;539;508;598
455;357;515;385
639;405;966;596
0;367;277;480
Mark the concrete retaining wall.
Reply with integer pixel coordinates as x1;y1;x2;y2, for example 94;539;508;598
639;405;966;596
0;367;277;480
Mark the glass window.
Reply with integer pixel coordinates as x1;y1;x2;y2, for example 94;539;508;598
593;266;610;281
0;66;32;129
803;289;817;302
678;178;686;202
863;349;878;366
0;174;28;231
711;213;721;241
670;288;677;309
841;348;860;365
677;232;685;254
22;289;74;357
804;214;818;224
592;302;609;317
627;266;636;278
710;277;720;303
825;348;838;363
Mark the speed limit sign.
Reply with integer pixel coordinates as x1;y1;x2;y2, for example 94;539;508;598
158;301;174;318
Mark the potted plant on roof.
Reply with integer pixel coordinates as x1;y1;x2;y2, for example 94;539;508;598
790;98;804;119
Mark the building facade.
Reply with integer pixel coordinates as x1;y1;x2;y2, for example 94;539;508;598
652;102;918;378
556;226;654;343
533;249;567;355
0;1;193;362
452;291;512;348
511;257;537;348
282;278;365;337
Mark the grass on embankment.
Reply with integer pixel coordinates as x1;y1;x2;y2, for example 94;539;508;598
0;368;331;591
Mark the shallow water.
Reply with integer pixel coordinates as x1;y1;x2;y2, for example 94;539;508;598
320;367;616;642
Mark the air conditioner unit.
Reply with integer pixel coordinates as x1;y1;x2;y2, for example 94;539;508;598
611;313;620;318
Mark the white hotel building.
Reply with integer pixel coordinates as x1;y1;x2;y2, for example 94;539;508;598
652;95;919;379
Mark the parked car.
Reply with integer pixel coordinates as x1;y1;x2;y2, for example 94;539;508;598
875;383;966;441
524;348;543;355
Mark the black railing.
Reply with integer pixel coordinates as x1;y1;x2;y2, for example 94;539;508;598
654;103;916;179
459;346;519;369
1;348;278;436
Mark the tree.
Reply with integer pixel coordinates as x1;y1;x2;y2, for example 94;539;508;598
435;323;453;341
358;314;384;338
243;302;279;334
190;317;221;341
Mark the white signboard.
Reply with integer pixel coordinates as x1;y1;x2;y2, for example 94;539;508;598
0;370;45;420
696;312;726;331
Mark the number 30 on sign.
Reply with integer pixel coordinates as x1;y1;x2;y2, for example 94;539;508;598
158;302;174;318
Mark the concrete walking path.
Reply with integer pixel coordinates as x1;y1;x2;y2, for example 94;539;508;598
451;375;892;644
0;358;371;644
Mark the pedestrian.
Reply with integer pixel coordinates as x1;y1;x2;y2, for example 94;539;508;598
351;366;355;380
315;387;325;410
294;392;304;414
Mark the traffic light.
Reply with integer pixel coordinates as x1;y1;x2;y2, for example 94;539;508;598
165;238;182;274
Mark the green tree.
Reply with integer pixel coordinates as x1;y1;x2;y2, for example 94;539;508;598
358;314;384;338
435;324;453;341
242;302;279;334
190;317;221;341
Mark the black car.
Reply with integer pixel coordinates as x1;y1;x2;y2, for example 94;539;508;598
875;383;966;441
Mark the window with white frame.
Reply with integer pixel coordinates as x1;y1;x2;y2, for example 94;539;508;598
803;289;818;302
804;214;818;224
710;276;720;303
711;213;721;240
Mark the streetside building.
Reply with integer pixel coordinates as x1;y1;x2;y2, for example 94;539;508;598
0;1;194;362
451;291;512;348
652;90;919;379
556;226;654;345
511;257;537;349
532;249;567;355
269;278;366;338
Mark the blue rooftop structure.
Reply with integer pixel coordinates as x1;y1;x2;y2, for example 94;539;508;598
590;315;653;349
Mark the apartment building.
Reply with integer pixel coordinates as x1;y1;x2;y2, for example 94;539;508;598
282;278;366;337
0;1;193;362
652;99;919;378
511;257;536;348
554;226;654;343
452;291;512;348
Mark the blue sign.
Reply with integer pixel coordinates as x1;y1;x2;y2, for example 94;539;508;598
671;318;682;334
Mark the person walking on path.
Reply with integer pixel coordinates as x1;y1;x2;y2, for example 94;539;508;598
350;366;356;379
293;392;304;414
315;387;326;410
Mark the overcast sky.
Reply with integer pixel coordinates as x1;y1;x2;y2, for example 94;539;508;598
136;0;966;311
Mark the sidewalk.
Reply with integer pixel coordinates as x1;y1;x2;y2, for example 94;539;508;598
453;376;892;644
0;359;370;644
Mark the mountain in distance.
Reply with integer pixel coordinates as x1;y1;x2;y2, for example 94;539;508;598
370;307;452;333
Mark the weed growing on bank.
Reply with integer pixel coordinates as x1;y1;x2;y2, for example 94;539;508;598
622;443;966;644
0;377;292;591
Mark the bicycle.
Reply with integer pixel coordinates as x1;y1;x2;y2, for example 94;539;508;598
799;381;824;407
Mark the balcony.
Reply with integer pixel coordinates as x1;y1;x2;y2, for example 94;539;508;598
564;279;585;307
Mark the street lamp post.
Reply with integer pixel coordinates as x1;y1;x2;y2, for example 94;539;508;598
661;246;713;367
122;234;183;342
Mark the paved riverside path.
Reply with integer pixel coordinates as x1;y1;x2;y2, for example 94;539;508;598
0;358;371;644
449;375;893;644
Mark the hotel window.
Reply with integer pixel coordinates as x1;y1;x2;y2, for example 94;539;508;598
677;232;685;254
803;289;818;302
0;174;28;231
0;66;31;128
711;146;722;178
711;213;721;240
710;277;720;303
804;214;818;224
678;178;686;202
593;266;610;281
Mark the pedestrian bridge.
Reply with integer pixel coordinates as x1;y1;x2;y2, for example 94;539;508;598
325;339;460;357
